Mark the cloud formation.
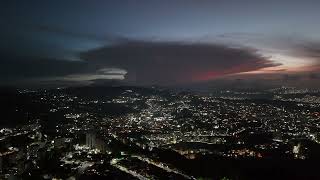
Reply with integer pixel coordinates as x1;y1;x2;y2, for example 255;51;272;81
297;42;320;59
0;39;282;87
81;40;281;85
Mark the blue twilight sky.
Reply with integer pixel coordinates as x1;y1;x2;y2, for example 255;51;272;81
1;0;320;87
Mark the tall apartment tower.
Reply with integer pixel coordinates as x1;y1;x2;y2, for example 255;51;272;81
86;133;96;149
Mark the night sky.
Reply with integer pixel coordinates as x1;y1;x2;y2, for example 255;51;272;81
1;0;320;88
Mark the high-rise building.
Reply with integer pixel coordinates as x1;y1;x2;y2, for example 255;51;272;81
85;132;107;152
86;133;96;149
0;156;2;173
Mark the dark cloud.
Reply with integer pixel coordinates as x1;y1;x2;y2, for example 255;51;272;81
0;54;125;86
294;41;320;62
308;73;320;79
0;55;87;79
282;74;302;81
81;40;281;85
0;40;281;87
